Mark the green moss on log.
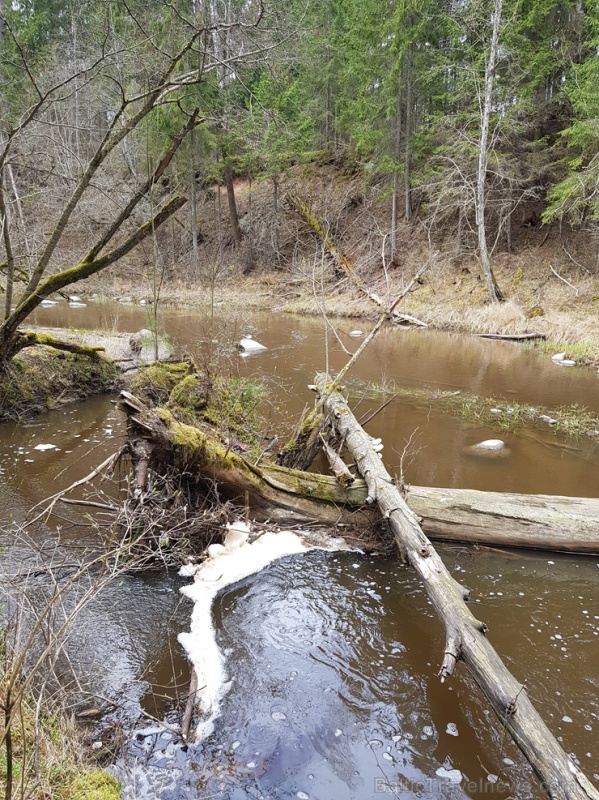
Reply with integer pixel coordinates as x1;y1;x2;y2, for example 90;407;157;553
168;373;212;417
129;362;194;405
21;330;105;355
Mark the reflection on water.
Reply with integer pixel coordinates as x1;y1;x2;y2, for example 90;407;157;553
30;300;599;499
2;301;598;798
171;549;597;799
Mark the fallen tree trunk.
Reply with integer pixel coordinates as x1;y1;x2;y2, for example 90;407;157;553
407;485;599;554
313;372;599;800
285;192;428;327
119;392;599;554
119;398;373;527
474;332;547;341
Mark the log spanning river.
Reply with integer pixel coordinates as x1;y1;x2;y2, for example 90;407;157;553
1;300;598;799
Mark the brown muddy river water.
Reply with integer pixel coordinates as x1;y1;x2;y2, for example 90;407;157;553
1;299;598;799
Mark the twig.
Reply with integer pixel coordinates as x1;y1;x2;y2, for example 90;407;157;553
358;396;396;428
332;266;428;388
549;263;579;296
561;239;590;274
27;446;127;526
181;671;199;741
58;498;117;511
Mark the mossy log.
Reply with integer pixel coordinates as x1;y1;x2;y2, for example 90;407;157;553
19;330;105;356
119;391;599;553
119;395;373;527
314;372;599;800
285;192;355;278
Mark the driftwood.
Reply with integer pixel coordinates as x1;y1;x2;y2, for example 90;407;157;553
407;485;599;554
474;332;547;341
119;397;373;526
313;372;599;800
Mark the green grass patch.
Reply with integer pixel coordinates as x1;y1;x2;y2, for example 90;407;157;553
526;338;599;366
354;381;599;441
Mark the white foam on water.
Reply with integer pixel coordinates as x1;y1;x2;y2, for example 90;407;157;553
178;527;352;740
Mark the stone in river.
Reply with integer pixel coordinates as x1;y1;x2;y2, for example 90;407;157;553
463;439;510;459
238;335;267;353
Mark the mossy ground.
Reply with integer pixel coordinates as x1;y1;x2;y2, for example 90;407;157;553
132;362;266;456
0;346;122;421
0;662;120;800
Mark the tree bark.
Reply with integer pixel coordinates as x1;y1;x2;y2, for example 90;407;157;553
314;372;599;800
224;163;242;245
0;196;186;363
476;0;504;303
0;169;15;320
407;485;599;554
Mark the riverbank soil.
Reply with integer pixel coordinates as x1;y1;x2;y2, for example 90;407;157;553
0;346;121;421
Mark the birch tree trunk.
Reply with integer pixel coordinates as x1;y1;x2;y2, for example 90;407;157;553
476;0;503;302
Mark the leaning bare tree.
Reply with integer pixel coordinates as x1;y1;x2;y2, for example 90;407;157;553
0;0;277;368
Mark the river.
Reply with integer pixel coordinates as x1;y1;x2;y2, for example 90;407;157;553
1;299;598;799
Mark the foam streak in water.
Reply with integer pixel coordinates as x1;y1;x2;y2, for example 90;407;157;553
178;528;351;740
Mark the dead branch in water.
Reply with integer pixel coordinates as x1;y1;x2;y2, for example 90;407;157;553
313;372;599;800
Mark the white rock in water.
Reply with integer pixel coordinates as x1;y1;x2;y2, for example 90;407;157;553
69;301;87;308
224;520;250;549
349;330;363;337
34;443;56;451
539;415;557;425
551;352;566;362
40;299;59;307
463;439;510;459
238;335;267;353
68;295;81;302
475;439;506;450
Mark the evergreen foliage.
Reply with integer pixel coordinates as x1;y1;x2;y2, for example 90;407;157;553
1;0;598;305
